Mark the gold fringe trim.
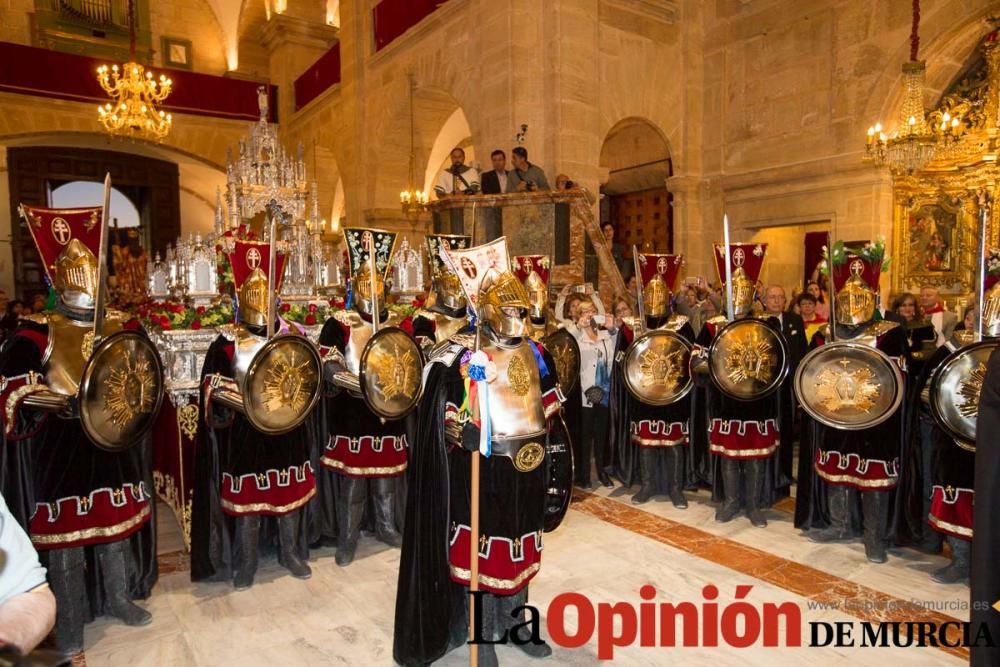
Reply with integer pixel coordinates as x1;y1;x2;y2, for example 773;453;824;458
320;456;407;476
220;487;316;515
449;561;541;591
815;468;897;489
928;514;973;539
709;443;777;457
31;503;150;546
632;435;687;447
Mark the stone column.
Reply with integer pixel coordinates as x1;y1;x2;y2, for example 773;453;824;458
260;13;339;124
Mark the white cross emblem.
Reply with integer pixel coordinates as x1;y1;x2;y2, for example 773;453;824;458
51;218;71;245
732;247;746;267
522;257;533;273
246;248;262;269
657;256;669;274
850;259;864;275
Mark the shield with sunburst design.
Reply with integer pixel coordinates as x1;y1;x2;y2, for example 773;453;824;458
622;329;693;406
79;330;165;452
244;335;322;435
359;327;424;420
929;340;1000;450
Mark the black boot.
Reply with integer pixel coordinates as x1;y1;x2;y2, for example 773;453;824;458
335;476;366;566
576;426;593;489
861;490;890;563
931;536;971;584
233;514;261;590
277;511;311;579
505;588;552;659
372;477;403;548
715;458;742;523
808;485;852;543
631;449;657;504
666;447;688;509
744;458;767;528
47;547;86;654
475;593;500;667
97;540;152;626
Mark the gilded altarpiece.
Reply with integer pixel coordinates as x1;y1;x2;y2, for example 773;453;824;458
892;31;1000;298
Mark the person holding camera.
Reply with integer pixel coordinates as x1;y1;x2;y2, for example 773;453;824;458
574;297;617;489
433;147;480;198
511;146;550;192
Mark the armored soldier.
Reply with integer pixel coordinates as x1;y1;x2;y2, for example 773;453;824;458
0;204;160;653
610;252;695;507
318;227;413;566
394;238;568;667
192;238;316;589
413;234;471;349
696;242;785;528
795;249;909;563
512;255;557;340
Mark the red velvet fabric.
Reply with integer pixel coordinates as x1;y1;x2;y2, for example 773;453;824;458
814;448;898;490
630;420;687;448
321;434;409;477
29;483;151;549
0;41;276;122
708;418;778;460
294;43;340;111
448;523;541;595
372;0;452;52
929;485;973;539
220;463;316;516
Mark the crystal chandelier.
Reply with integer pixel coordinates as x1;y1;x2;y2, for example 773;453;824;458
224;86;312;225
96;0;172;141
863;0;949;174
400;73;428;215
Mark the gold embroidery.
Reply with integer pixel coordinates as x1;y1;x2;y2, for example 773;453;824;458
507;353;530;396
513;442;545;472
631;435;687;447
709;443;778;457
220;488;316;515
31;504;150;545
814;468;898;488
449;562;541;591
176;403;199;440
927;514;973;538
5;382;48;435
319;456;407;476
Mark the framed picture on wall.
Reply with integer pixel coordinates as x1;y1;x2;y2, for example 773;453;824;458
893;192;976;296
161;37;192;70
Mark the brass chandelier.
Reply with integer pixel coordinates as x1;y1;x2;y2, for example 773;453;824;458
96;0;173;141
862;0;965;174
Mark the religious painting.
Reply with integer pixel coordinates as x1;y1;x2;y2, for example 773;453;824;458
907;202;959;274
162;37;192;70
892;192;976;296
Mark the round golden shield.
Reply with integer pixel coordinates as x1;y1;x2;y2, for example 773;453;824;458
794;341;904;430
79;330;165;452
708;319;788;401
622;329;693;406
359;327;425;420
542;328;581;393
243;334;323;435
929;340;999;451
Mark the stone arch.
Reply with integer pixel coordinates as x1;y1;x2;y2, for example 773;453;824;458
599;117;672;194
0;130;227;236
859;2;998;134
367;78;478;209
422;106;474;196
599;117;674;253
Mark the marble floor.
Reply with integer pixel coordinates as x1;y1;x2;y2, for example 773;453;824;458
76;489;970;666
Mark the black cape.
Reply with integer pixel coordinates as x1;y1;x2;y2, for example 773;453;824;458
971;346;1000;665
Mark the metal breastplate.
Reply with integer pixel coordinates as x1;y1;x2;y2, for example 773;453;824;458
846;320;899;348
232;326;269;388
341;310;403;373
433;312;468;343
483;339;546;440
44;312;123;396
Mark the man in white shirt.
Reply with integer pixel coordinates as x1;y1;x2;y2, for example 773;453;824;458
433;147;480;198
920;286;957;347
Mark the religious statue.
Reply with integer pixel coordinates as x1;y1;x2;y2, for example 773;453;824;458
112;224;149;304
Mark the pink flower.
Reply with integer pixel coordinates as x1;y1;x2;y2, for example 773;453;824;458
308;303;318;313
